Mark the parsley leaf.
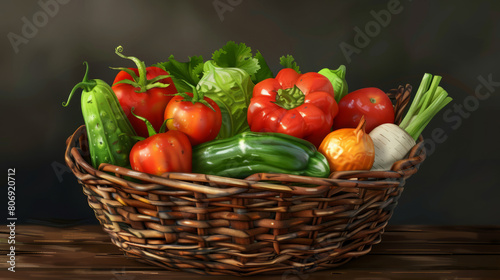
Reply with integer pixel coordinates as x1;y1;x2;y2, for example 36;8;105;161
251;50;274;83
153;55;204;93
279;55;301;73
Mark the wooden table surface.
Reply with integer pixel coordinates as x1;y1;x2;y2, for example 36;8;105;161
1;225;499;280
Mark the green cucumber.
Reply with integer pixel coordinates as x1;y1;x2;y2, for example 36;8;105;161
192;131;331;178
63;62;137;168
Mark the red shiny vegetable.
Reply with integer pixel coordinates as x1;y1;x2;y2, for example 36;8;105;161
129;110;192;176
164;89;222;146
333;87;394;133
111;46;178;138
247;68;338;147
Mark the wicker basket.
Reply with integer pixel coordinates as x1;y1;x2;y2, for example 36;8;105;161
64;84;425;276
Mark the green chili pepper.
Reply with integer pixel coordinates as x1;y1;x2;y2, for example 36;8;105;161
192;131;331;178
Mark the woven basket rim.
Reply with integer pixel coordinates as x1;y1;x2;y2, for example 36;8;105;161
65;125;425;191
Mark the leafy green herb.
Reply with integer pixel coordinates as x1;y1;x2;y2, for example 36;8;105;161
153;55;204;93
155;41;275;90
211;41;274;84
252;50;274;83
279;55;301;73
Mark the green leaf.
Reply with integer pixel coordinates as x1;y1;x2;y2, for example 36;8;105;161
153;55;204;93
192;62;205;81
212;41;260;76
251;50;274;84
279;55;301;73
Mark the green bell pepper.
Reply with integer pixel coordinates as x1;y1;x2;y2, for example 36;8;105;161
192;131;331;179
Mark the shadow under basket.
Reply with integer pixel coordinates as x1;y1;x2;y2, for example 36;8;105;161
64;84;426;276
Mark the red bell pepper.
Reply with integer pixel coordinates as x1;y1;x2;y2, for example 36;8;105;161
111;46;178;138
247;68;339;147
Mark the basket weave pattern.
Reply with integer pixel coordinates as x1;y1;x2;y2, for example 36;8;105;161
64;85;425;276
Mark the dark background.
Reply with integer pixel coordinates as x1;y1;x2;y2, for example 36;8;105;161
1;0;499;226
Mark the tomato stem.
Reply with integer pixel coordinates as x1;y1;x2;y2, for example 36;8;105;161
115;46;147;90
158;118;170;134
173;82;216;112
130;107;158;137
112;46;171;93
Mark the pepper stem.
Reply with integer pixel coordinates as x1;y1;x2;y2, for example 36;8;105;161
274;86;305;110
62;61;97;107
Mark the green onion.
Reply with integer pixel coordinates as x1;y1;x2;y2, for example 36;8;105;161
399;73;453;141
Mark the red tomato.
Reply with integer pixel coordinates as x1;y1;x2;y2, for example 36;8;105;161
113;67;177;138
130;130;192;176
164;92;222;146
111;47;178;138
333;87;394;133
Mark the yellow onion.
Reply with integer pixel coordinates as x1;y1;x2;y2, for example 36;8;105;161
318;116;375;172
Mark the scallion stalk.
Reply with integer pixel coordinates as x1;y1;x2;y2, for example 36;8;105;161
399;74;452;141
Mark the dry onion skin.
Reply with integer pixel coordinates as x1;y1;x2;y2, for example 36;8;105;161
319;116;375;172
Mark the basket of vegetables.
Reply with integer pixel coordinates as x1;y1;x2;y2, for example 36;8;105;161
63;42;451;276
